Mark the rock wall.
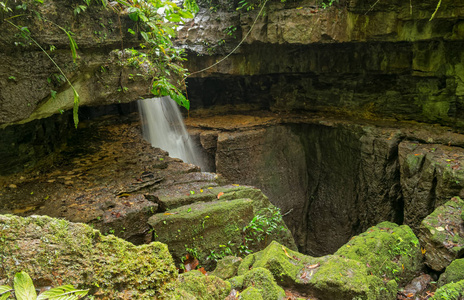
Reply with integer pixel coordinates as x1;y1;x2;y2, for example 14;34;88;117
181;0;464;127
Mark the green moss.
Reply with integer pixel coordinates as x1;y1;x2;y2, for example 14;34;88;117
237;241;325;288
311;256;396;300
438;259;464;287
227;275;244;290
209;256;242;279
432;279;464;300
420;197;464;271
0;214;178;299
240;287;264;300
335;221;422;285
242;267;285;300
176;270;231;300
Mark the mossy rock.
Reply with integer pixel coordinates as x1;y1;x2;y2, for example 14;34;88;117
148;187;296;270
438;258;464;287
209;256;242;279
419;197;464;271
431;279;464;300
335;221;422;285
237;240;326;289
0;214;177;299
311;256;397;300
240;287;264;300
242;267;285;300
175;270;231;300
227;275;244;290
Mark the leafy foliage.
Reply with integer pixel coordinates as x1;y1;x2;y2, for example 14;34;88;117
0;271;88;300
112;0;195;109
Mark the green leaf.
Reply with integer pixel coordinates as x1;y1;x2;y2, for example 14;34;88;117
14;271;37;300
37;284;89;300
72;88;80;128
140;31;150;42
128;28;136;35
0;285;12;300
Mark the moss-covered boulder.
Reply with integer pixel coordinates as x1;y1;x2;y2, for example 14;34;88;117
175;270;231;300
148;186;296;269
237;241;327;289
310;256;397;300
431;280;464;300
242;268;286;300
0;214;177;299
335;221;423;285
237;241;396;300
209;256;242;279
418;197;464;271
240;287;264;300
438;259;464;287
228;275;245;290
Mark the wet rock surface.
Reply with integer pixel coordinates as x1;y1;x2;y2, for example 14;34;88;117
0;112;295;264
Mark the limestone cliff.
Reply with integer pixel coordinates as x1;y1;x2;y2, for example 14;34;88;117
181;0;464;126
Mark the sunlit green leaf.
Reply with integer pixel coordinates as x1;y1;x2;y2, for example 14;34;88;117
37;284;89;300
14;271;37;300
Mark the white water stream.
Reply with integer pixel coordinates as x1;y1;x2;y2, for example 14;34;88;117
138;96;205;169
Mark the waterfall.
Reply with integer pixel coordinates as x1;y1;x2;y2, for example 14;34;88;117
138;96;205;170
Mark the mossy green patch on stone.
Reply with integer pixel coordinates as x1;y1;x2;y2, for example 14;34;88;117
311;256;397;300
242;267;285;300
335;221;422;285
432;279;464;300
438;258;464;287
227;275;244;290
237;241;321;288
240;286;264;300
148;198;255;268
0;214;177;299
209;256;242;279
175;270;231;300
419;197;464;271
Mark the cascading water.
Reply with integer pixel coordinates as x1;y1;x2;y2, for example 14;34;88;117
138;96;205;170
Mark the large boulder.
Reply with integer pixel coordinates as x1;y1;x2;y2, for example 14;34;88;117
418;196;464;271
0;214;178;299
148;185;297;269
175;270;231;300
335;221;423;285
236;240;397;300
